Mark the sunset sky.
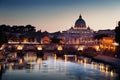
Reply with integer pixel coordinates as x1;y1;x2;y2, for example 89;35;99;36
0;0;120;32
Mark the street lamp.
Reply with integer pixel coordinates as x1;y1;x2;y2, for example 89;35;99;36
78;46;84;51
57;45;63;51
17;45;23;50
37;45;42;50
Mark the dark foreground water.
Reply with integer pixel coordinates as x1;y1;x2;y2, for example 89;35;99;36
0;55;119;80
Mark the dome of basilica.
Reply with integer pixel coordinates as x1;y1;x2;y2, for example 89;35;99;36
74;15;86;29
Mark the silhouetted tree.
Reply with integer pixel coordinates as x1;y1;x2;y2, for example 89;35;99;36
94;34;108;40
25;25;36;32
0;24;11;32
115;21;120;44
115;21;120;58
0;30;8;47
51;36;61;44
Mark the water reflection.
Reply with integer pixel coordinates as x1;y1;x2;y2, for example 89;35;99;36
0;52;119;80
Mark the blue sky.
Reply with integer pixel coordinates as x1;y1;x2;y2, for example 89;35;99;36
0;0;120;32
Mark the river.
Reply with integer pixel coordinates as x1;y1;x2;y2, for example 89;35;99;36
0;52;119;80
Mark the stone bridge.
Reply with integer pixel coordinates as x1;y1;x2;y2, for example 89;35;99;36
0;42;99;52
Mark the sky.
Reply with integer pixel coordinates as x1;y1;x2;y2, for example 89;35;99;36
0;0;120;32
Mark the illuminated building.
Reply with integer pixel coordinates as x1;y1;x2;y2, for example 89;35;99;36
100;37;116;53
62;15;95;45
41;36;51;44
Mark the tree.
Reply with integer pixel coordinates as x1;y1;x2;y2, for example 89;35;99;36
51;36;61;44
0;30;8;47
115;21;120;44
115;21;120;58
25;25;36;32
94;34;108;40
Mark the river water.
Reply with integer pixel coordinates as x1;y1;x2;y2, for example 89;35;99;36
0;53;119;80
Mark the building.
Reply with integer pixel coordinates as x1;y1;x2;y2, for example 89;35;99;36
96;29;115;37
99;37;116;56
62;15;95;45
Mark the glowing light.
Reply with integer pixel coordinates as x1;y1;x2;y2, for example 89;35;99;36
37;45;42;50
64;55;68;62
110;70;114;76
100;64;106;72
17;45;23;50
94;45;100;51
19;58;23;64
75;55;77;61
23;38;28;42
9;63;14;70
83;58;87;63
102;37;114;44
100;44;103;48
78;46;84;51
24;54;37;62
94;64;98;69
80;60;83;64
37;58;42;64
0;44;5;50
112;42;119;46
41;36;51;44
105;65;108;71
0;47;3;50
57;45;62;51
78;60;83;64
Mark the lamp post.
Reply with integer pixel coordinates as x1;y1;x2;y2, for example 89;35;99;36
37;45;42;51
57;45;63;57
17;45;23;58
17;45;23;51
78;46;84;51
37;45;43;57
57;45;63;51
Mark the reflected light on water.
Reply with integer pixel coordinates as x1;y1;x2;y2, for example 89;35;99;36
83;58;87;63
111;70;114;77
75;55;77;61
78;60;83;64
24;53;37;62
64;55;68;62
37;58;42;64
9;63;14;70
105;65;108;71
0;54;118;80
54;54;57;61
19;58;23;64
0;65;1;70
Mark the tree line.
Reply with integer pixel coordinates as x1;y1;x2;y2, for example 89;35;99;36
0;24;36;47
0;24;36;33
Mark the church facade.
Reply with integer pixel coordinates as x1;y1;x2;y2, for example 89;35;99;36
62;15;96;45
